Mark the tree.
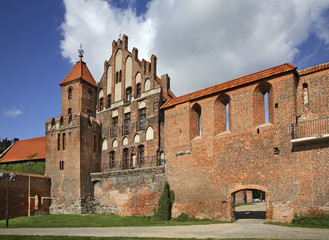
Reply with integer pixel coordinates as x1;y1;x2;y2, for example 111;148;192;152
156;181;175;220
0;138;14;155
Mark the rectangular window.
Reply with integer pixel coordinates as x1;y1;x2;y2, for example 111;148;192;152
139;108;146;130
138;145;144;167
123;149;128;169
124;112;131;135
59;161;64;170
62;133;66;150
68;108;72;115
110;151;115;168
126;88;132;102
136;83;141;98
107;94;111;108
57;134;61;151
112;116;118;137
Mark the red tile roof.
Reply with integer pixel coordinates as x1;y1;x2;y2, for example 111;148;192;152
161;63;296;109
0;137;45;163
60;61;97;87
298;61;329;76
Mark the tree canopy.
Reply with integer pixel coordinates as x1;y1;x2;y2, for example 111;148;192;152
0;138;14;155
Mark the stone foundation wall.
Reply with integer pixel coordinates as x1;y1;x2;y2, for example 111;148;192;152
91;166;166;216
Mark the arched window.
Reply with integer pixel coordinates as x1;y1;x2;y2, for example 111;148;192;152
68;87;72;99
302;83;309;111
214;94;230;134
62;132;66;150
139;108;146;130
253;82;272;126
138;145;144;167
190;103;201;139
107;94;111;108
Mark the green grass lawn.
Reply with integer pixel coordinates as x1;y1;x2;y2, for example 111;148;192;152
266;214;329;229
0;214;226;228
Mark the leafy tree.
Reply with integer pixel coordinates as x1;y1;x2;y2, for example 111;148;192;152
0;138;14;155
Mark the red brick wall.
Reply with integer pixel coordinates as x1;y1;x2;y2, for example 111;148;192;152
0;171;50;220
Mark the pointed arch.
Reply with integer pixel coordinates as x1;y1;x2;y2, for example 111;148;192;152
102;139;108;151
253;82;273;126
190;103;201;139
214;93;230;134
146;126;154;141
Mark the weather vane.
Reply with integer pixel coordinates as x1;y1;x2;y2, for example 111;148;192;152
78;43;84;61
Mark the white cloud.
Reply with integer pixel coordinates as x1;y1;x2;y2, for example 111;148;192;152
3;107;23;117
60;0;329;96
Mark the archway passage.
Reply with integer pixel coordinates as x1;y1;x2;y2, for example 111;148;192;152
229;187;268;222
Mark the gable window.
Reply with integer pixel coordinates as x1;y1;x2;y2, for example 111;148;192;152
124;112;131;135
112;116;118;137
126;87;132;102
68;87;72;100
136;83;141;98
138;145;144;167
139;108;146;130
109;151;115;168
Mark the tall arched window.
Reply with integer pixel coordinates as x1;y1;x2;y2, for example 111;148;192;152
190;103;201;139
214;94;230;134
253;82;272;127
302;83;309;111
68;87;72;99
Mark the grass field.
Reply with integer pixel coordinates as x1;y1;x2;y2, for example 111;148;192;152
0;214;226;228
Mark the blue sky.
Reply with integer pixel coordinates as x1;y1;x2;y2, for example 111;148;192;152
1;0;329;141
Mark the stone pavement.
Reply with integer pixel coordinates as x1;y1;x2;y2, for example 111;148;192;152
1;222;329;239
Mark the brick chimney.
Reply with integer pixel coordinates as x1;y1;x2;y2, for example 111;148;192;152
161;74;170;95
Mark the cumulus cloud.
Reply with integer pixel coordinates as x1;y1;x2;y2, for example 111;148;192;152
60;0;329;96
3;107;23;117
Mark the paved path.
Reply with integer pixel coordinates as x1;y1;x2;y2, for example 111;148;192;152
1;222;329;239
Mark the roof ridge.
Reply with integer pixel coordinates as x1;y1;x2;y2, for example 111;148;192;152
298;61;329;76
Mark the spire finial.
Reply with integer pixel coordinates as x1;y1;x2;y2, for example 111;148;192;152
78;43;84;61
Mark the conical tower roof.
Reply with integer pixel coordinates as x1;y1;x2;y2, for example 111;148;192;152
60;60;97;87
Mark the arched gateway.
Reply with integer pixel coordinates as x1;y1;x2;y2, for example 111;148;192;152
227;185;270;222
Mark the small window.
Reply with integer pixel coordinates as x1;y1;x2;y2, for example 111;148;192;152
124;112;131;135
59;161;64;170
68;108;72;115
88;90;92;102
139;108;146;130
62;133;66;150
112;116;118;137
57;134;61;151
99;98;104;111
126;87;132;102
110;151;115;168
68;87;72;99
136;83;141;98
107;94;111;108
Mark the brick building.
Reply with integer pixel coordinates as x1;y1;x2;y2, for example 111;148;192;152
2;35;328;222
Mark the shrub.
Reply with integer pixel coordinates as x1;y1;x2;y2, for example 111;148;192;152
175;213;189;222
155;182;174;220
292;213;329;228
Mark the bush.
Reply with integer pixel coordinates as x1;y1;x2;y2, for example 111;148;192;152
175;213;189;222
292;213;329;228
155;182;175;221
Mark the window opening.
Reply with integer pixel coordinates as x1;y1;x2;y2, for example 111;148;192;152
68;88;72;99
136;83;141;98
107;94;111;108
123;149;129;169
88;90;92;102
139;108;146;130
99;98;104;111
112;116;118;137
124;112;131;135
264;92;269;124
225;102;230;131
59;161;64;170
126;87;132;102
68;108;72;115
62;133;66;150
57;134;61;151
110;151;115;168
138;145;144;167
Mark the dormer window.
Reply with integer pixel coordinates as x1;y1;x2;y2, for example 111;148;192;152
68;87;72;99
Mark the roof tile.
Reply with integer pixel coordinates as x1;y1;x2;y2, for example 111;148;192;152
298;61;329;76
161;63;296;109
0;137;45;163
60;61;97;87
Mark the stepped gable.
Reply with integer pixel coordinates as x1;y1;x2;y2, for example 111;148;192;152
60;60;97;87
161;63;296;109
298;61;329;76
0;137;45;163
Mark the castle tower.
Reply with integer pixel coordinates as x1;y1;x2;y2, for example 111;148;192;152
45;48;101;214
